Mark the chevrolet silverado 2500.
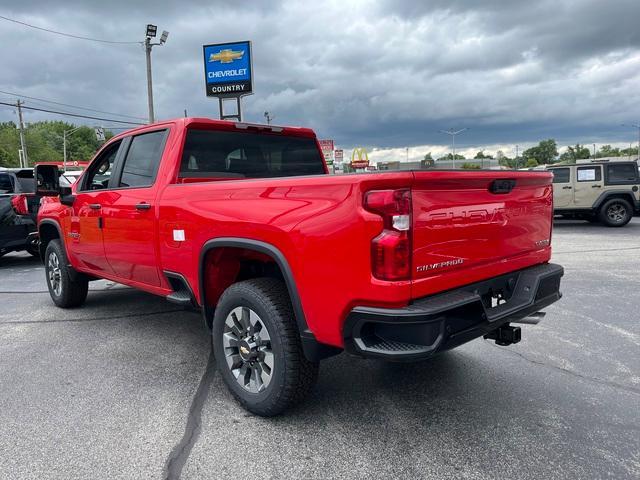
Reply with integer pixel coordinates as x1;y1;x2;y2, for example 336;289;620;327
35;118;564;416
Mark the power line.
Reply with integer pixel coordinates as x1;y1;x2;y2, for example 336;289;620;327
0;101;144;125
0;89;147;121
0;15;142;45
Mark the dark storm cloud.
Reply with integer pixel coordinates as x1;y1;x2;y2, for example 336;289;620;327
0;0;639;150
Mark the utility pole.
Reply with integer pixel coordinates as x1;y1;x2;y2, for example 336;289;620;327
439;128;468;169
145;37;154;123
264;111;274;125
16;100;28;168
593;143;596;160
515;145;519;170
406;147;409;162
622;123;640;161
144;25;169;124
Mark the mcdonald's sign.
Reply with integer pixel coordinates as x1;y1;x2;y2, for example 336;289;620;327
351;147;369;169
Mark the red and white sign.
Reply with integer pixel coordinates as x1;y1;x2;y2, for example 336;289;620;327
319;139;334;165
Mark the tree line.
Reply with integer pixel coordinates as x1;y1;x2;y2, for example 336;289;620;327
0;121;113;168
424;139;639;169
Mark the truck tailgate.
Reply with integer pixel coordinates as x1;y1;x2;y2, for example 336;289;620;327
411;171;553;290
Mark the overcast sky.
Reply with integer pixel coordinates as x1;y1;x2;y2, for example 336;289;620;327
1;0;639;159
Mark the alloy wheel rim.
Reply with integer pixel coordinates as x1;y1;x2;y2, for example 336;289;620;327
222;306;274;393
607;204;625;222
47;252;62;296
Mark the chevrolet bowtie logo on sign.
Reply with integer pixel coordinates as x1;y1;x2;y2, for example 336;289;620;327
203;41;253;97
209;49;245;64
351;147;370;169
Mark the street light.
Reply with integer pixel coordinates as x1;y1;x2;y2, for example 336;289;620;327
144;24;169;124
63;126;84;172
621;123;640;161
439;128;468;169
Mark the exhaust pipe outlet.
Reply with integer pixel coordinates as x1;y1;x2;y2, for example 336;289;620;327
484;324;521;346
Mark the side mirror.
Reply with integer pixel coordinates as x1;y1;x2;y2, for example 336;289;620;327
35;165;60;196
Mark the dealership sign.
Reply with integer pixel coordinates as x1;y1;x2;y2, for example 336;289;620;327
334;149;344;163
319;139;334;166
203;41;253;97
351;147;369;168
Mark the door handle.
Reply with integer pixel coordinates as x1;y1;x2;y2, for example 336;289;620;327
135;203;152;210
562;186;572;190
89;203;101;210
591;185;602;188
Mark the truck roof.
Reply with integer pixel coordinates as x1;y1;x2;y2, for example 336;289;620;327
548;160;638;167
109;117;317;143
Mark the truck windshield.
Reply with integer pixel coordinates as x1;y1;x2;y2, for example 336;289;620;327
179;129;325;179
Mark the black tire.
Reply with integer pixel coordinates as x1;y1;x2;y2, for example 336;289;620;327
598;198;632;227
212;278;319;416
44;239;88;308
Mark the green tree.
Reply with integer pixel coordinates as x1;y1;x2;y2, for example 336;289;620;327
461;162;480;169
474;150;493;159
559;144;591;162
525;158;539;168
0;146;13;167
497;150;516;169
522;139;558;165
620;146;639;157
0;121;113;166
437;153;465;161
596;145;620;158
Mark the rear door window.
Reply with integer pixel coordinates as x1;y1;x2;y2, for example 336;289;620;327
15;170;35;193
179;129;325;179
0;173;14;193
118;130;167;188
550;168;570;183
605;163;638;184
576;166;601;182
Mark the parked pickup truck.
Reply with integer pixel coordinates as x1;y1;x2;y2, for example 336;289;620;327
35;118;564;416
0;168;40;258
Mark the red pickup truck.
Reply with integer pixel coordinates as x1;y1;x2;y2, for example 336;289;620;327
35;118;563;416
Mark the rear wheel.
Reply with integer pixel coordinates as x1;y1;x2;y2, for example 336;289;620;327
44;239;88;308
599;198;632;227
212;278;319;416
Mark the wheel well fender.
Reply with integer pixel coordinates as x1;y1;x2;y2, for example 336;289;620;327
592;191;636;210
199;238;341;362
38;220;62;263
199;238;309;334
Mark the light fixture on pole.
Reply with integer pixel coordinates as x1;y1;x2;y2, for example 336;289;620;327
438;128;468;169
144;24;169;124
264;111;274;125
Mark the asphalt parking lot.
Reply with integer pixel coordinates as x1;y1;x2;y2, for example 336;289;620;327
0;220;638;480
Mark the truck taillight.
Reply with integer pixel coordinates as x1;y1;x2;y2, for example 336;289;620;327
11;194;29;215
364;189;411;281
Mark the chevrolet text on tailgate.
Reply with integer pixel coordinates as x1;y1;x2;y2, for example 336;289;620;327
35;118;564;416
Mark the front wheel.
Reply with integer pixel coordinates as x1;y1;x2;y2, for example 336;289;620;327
599;198;632;227
212;278;319;416
44;239;88;308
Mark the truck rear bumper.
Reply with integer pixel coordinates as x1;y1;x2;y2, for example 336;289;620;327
343;263;564;361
